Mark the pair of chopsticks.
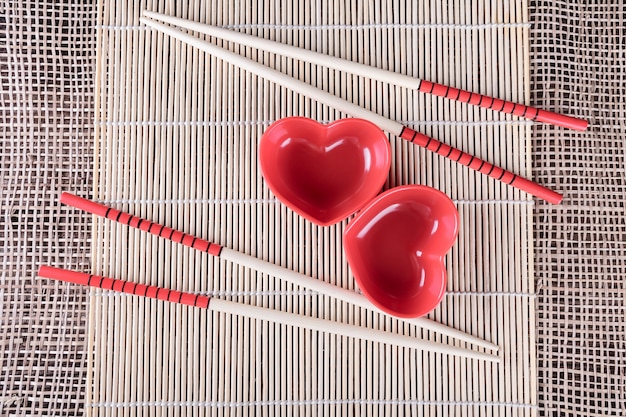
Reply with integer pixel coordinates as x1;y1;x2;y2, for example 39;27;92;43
39;192;499;362
139;11;589;204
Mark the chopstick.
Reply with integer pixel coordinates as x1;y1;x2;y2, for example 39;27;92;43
60;192;498;354
139;15;563;204
38;265;498;361
143;10;588;132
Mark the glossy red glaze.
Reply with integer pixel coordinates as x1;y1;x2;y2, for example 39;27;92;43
259;117;391;226
343;185;459;318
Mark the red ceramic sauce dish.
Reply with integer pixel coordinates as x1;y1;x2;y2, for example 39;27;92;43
259;117;391;226
343;185;459;318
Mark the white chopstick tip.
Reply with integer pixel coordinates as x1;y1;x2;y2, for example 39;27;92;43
139;14;166;30
142;10;182;28
141;10;158;20
139;16;153;27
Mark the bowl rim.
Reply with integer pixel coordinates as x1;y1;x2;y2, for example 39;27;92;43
343;184;459;318
259;116;392;226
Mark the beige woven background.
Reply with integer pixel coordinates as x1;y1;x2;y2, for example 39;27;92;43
1;0;623;416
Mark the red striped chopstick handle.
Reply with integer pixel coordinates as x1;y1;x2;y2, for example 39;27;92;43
399;127;563;204
38;266;210;308
418;80;588;131
60;192;223;257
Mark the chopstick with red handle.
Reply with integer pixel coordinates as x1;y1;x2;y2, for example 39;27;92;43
61;191;224;257
397;126;561;203
38;265;498;361
140;16;563;204
39;265;210;307
59;192;499;353
417;81;586;131
144;10;588;132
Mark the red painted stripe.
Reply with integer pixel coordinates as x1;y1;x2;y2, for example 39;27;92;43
448;149;463;161
118;212;132;225
489;98;505;111
502;101;516;113
134;283;148;297
446;87;461;100
458;153;473;166
457;90;472;103
108;209;120;220
468;93;482;106
145;286;158;298
182;235;196;246
468;157;485;171
112;279;125;292
399;127;413;141
208;244;223;257
170;230;185;243
193;240;210;252
157;288;170;302
500;171;516;184
129;216;142;228
179;293;198;306
512;103;528;117
526;106;540;120
426;138;442;152
168;290;182;303
418;80;434;93
413;132;430;147
490;167;505;180
156;225;169;237
430;82;449;96
138;219;152;232
195;295;210;309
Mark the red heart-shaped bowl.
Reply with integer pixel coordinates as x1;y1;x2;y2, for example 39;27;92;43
343;185;459;318
259;117;391;226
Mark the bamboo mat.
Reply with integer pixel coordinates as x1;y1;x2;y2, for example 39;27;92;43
90;0;535;415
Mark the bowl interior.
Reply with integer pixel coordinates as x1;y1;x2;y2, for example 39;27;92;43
259;117;391;226
343;185;459;318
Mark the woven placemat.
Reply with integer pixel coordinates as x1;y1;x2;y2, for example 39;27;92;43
529;1;626;416
0;1;94;415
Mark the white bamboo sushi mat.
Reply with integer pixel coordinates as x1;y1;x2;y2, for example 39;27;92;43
91;0;535;415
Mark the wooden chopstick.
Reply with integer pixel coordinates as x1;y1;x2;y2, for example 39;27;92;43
61;191;500;356
139;15;563;204
143;10;587;132
39;265;499;361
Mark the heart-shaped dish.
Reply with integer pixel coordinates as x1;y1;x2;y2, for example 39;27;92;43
259;117;391;226
343;185;459;318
